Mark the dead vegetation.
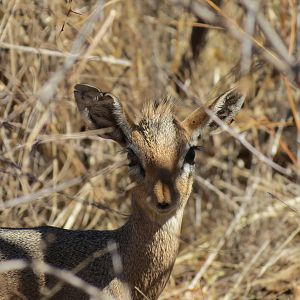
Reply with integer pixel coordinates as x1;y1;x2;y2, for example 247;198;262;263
0;0;300;299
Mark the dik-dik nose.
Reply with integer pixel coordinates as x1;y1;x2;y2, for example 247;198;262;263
153;180;172;210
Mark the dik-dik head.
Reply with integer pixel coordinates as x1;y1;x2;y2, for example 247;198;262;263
74;84;244;220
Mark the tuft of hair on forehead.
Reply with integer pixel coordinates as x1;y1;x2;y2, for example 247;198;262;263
141;97;175;121
136;97;179;145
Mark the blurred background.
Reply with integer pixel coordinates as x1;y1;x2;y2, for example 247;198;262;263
1;0;300;299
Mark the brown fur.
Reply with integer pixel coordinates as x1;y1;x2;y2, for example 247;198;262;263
0;84;244;299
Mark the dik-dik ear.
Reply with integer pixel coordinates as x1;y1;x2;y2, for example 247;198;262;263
74;84;132;146
182;87;245;141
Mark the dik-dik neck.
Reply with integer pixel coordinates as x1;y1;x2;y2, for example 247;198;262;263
118;199;184;299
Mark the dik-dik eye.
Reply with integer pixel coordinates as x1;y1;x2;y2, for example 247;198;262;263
184;147;196;165
127;148;139;167
127;148;145;178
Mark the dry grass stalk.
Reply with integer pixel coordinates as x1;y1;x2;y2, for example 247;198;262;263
1;0;300;299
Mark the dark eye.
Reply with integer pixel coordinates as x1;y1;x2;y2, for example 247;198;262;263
127;148;145;178
185;147;195;165
127;149;139;167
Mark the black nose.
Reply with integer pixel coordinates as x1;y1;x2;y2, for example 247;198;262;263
157;202;171;210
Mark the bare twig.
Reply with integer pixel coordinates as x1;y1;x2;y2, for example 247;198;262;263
0;259;110;299
0;42;131;67
174;77;293;177
187;180;259;290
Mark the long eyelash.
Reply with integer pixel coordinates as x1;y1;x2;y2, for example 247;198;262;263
192;145;205;152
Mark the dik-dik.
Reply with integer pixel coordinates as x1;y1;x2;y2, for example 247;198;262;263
0;84;244;299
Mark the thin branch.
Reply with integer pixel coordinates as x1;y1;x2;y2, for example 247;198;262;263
187;180;259;289
0;259;110;299
173;76;293;177
0;42;131;67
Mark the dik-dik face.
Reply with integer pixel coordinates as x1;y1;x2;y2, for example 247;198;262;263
74;85;244;218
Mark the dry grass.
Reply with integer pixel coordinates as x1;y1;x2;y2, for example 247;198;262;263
1;0;300;299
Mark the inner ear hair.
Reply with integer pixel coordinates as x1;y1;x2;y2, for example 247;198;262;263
74;84;132;146
181;86;245;140
206;87;245;132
